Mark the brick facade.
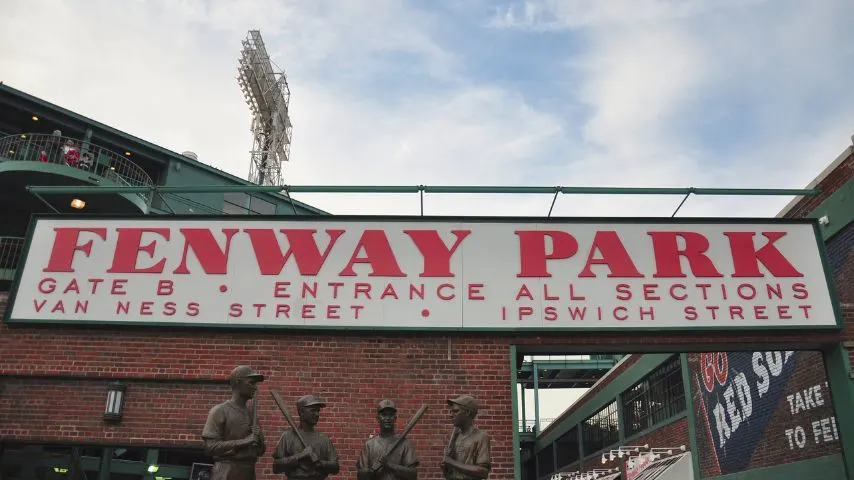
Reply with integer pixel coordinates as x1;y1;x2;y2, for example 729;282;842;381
2;289;847;480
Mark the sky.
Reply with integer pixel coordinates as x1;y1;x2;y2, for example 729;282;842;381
1;0;853;218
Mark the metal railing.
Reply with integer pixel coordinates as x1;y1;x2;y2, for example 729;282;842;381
520;418;556;434
0;133;154;192
0;236;24;281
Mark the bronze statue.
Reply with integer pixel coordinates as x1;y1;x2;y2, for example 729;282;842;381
441;395;491;480
272;394;340;480
202;365;266;480
356;400;422;480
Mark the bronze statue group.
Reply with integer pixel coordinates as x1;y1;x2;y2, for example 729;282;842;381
202;366;492;480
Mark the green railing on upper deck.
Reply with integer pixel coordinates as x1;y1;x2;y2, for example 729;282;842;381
0;236;24;281
0;133;154;202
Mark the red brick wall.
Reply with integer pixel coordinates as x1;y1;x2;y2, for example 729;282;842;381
2;287;847;480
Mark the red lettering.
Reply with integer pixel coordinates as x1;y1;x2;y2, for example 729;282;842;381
754;305;768;319
648;232;723;278
737;283;757;300
302;282;318;299
792;283;809;299
157;280;173;296
244;229;344;275
327;305;340;319
730;306;744;320
351;305;364;319
579;231;643;278
339;230;406;277
111;280;127;295
38;278;56;294
274;282;291;298
670;284;687;300
516;230;578;277
724;232;803;277
44;227;107;273
516;284;534;301
33;299;46;312
275;304;290;318
614;306;628;320
380;284;399;299
639;307;655;320
799;305;811;318
229;303;243;317
302;304;316;319
518;306;534;321
173;228;238;274
354;283;372;299
187;302;200;317
437;284;455;300
163;302;176;316
643;284;660;300
468;284;485;300
684;306;698;320
88;278;104;294
544;306;557;321
140;301;154;316
778;305;792;319
615;284;631;301
404;230;470;277
107;228;170;273
62;279;80;294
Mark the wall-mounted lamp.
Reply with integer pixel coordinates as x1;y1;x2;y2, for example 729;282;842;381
103;381;126;422
70;198;86;209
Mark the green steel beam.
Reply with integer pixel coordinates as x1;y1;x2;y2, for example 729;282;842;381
25;184;823;196
519;360;617;372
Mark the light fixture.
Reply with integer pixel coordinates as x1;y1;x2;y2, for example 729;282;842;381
32;115;39;121
147;465;159;473
124;151;132;156
103;381;126;422
70;198;86;209
20;134;26;139
8;150;14;155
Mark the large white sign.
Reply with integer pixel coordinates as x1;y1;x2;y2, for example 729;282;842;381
5;217;838;331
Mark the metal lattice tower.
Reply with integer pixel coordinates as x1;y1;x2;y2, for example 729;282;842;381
236;30;293;186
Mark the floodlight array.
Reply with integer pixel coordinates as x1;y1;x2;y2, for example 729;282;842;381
236;30;293;186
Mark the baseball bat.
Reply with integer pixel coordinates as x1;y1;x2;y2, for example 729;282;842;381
270;389;309;449
373;404;429;471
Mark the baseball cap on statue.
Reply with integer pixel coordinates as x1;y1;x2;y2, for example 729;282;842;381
377;399;397;412
297;395;327;409
230;365;265;383
447;395;478;413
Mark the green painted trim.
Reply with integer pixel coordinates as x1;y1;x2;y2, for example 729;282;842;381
616;393;626;442
814;222;845;330
534;354;676;451
519;359;618;372
823;344;854;478
708;453;845;480
680;353;702;480
809;173;854;239
24;183;823;197
510;345;522;480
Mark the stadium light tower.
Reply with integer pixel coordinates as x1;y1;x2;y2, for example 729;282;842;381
236;30;293;186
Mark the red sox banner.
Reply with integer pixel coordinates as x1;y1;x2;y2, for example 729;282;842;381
5;216;838;330
689;351;840;476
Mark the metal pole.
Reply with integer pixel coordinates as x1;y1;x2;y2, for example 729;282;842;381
534;361;540;434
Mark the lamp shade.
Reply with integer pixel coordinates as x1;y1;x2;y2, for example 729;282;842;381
103;382;126;422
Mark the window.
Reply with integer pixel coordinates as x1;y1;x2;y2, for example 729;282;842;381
249;196;276;215
555;426;579;469
223;192;248;214
582;401;619;455
622;355;686;437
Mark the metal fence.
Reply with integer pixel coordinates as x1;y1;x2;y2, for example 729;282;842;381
0;133;154;191
520;418;556;434
0;236;24;281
